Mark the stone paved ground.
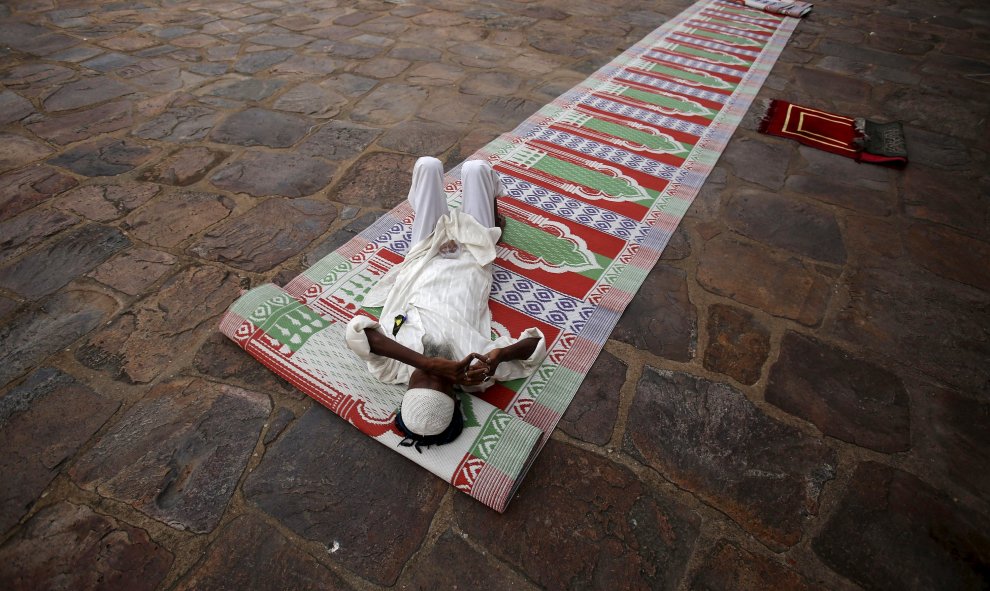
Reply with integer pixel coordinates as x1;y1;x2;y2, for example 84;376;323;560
0;0;988;589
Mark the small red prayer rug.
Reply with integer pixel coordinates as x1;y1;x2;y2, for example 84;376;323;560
758;99;908;166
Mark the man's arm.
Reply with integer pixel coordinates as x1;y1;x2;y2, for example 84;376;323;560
481;337;541;376
363;328;488;385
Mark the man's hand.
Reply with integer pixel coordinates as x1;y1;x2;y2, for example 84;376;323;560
428;353;490;386
477;337;541;380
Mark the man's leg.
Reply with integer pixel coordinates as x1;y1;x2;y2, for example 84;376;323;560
460;160;502;228
409;157;449;246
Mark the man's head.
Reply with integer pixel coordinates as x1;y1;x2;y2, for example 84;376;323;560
396;338;463;451
398;388;455;437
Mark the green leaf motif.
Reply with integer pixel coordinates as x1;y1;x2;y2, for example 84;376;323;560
583;117;690;154
503;217;602;273
535;155;654;202
621;87;715;119
459;393;482;429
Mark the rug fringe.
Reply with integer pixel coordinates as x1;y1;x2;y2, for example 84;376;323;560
852;117;868;147
756;98;780;133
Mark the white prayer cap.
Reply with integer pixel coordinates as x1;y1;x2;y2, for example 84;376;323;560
400;388;455;437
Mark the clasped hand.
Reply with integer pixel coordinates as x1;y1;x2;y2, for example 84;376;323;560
429;349;505;386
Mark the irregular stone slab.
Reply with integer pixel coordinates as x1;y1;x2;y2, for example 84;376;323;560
767;332;910;453
270;54;342;76
77;265;240;384
784;175;893;217
0;26;78;57
296;120;381;160
0;91;34;124
351;82;427;125
725;189;845;264
71;377;269;533
322;73;377;97
251;32;314;47
899;126;973;171
0;502;172;591
829;266;990;394
407;62;464;86
881;85;985;143
354;57;409;79
0;289;118;389
902;165;989;238
404;529;533;590
210;108;311;148
316;40;380;59
42;75;133;112
81;52;139;72
813;462;990;590
698;236;832;326
244;404;447;586
793;67;870;104
660;224;691;261
121;190;234;248
906;221;990;292
272;83;348;118
1;63;76;97
702;303;770;385
456;438;701;588
451;128;499;162
272;14;320;30
388;45;441;61
460;71;521;96
330;152;416;208
0;133;53;173
613;264;696;361
129;67;203;93
476;96;540;126
191;198;337;272
193;331;298;400
27;101;133;145
173;515;352;590
54;182;161;222
138;147;228;186
49;138;159;177
99;34;160;52
721;137;792;190
690;539;815;591
133;105;222;142
0;224;129;299
233;49;293;73
798;145;893;186
261;390;296;434
914;386;990;505
0;208;78;265
87;248;177;296
844;216;908;269
378;120;461;156
625;368;836;549
210;151;335;198
558;349;625;445
302;211;382;266
0;368;119;534
199;77;285;102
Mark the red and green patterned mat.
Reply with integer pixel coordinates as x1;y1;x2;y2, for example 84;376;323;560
220;0;800;513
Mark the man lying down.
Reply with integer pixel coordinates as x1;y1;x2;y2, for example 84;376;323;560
345;157;547;451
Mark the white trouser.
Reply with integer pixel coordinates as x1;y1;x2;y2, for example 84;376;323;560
408;157;502;246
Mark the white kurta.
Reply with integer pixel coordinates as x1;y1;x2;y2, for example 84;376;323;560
345;210;545;389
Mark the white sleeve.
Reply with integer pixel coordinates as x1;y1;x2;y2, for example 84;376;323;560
344;316;380;360
487;327;547;382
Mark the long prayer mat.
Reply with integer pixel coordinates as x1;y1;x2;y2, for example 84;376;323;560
220;0;800;512
758;99;909;165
